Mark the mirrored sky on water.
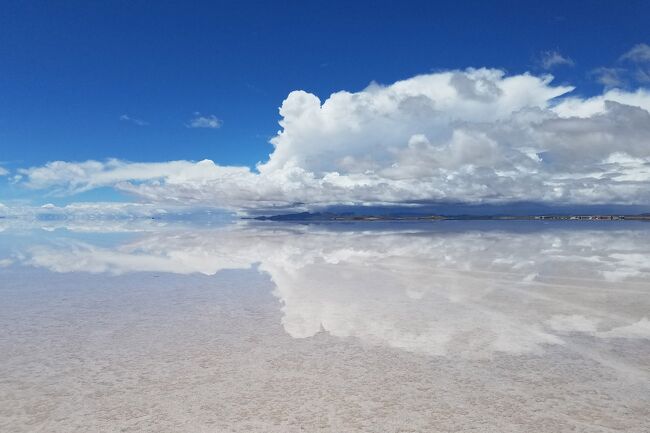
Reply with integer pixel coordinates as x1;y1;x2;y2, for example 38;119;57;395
1;220;649;432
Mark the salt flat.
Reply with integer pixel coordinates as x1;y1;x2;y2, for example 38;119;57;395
1;221;649;432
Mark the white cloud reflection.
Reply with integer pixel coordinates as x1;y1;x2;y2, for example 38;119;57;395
11;224;650;357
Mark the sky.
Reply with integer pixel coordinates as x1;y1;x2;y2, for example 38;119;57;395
1;0;650;215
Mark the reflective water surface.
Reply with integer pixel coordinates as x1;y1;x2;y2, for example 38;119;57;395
1;220;649;432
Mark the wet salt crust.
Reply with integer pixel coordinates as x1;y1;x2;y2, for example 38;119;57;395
1;223;649;432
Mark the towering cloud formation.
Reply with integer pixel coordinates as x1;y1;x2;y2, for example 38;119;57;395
15;68;650;211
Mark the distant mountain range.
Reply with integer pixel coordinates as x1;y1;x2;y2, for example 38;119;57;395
251;212;650;222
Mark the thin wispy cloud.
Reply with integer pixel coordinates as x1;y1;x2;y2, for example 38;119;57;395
119;114;149;126
591;43;650;88
0;166;8;176
591;67;627;88
539;50;574;70
620;43;650;63
636;68;650;83
186;113;222;129
620;43;650;85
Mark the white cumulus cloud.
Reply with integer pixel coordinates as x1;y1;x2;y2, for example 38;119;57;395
540;50;575;70
14;68;650;211
186;113;222;129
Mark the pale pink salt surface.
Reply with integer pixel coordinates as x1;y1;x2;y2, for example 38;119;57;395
1;225;649;432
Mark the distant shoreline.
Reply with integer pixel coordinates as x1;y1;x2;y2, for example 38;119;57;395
251;213;650;222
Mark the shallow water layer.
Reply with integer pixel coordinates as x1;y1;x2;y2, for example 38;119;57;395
1;221;649;432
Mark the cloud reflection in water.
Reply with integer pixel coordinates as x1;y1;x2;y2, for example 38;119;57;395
10;222;650;358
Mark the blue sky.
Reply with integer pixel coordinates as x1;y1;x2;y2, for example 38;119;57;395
1;1;650;211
